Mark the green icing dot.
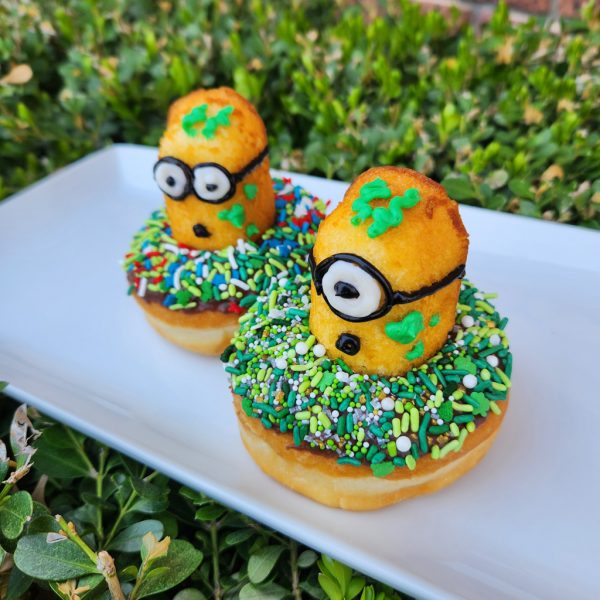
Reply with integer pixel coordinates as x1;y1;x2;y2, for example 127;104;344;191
244;184;258;200
385;311;424;344
350;178;420;238
429;313;441;327
438;401;454;421
455;356;477;374
471;392;490;417
371;462;395;478
405;340;424;360
181;103;233;139
218;203;246;229
246;223;259;237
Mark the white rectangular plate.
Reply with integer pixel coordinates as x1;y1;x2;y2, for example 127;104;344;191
2;145;599;600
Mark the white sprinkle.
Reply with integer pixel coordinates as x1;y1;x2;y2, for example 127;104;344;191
437;419;444;425
138;277;148;297
227;246;238;270
490;334;501;346
295;341;308;355
381;397;395;411
463;374;478;389
486;355;499;368
173;264;186;290
230;278;249;291
396;436;412;453
279;278;288;288
457;339;465;346
461;315;475;328
313;344;326;357
163;244;180;255
218;283;227;291
269;309;285;319
336;371;349;383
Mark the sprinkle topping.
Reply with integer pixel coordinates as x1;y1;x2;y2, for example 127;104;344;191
123;178;327;313
223;272;511;478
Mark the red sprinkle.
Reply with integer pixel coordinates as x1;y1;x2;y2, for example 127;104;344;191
227;301;244;314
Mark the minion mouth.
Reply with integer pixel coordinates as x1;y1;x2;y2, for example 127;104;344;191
336;333;361;356
192;223;211;238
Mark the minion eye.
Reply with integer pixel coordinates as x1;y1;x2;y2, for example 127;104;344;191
321;260;382;319
192;165;233;203
154;158;190;200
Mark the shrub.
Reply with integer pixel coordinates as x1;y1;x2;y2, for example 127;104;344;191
0;0;598;226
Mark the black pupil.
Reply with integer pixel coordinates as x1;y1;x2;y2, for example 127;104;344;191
166;176;175;187
334;281;360;299
206;183;218;192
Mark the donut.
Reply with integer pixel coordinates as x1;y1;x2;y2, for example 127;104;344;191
223;167;512;509
123;87;326;354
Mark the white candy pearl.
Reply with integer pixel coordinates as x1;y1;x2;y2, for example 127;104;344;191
381;397;395;411
489;334;501;346
275;357;287;370
336;372;349;383
486;355;499;368
313;343;326;357
463;374;478;389
461;315;474;328
396;436;412;453
295;342;308;355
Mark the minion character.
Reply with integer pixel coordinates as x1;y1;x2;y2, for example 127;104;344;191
154;87;274;250
309;166;469;376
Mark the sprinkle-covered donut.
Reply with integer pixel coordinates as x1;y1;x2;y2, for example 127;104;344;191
224;166;512;510
124;177;326;353
123;85;326;354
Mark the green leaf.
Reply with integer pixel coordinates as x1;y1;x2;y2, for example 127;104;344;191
33;426;92;479
108;520;164;553
6;567;33;600
194;505;226;521
0;382;8;392
224;528;254;547
318;573;342;600
348;576;366;598
248;545;285;584
0;491;33;539
14;534;98;580
297;549;318;568
508;179;535;200
135;540;203;598
441;175;478;201
485;169;509;190
239;582;288;600
173;590;208;600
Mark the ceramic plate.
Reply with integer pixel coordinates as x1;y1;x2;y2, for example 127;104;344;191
2;145;599;599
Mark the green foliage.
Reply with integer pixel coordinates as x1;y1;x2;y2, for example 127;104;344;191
0;1;598;227
0;398;407;599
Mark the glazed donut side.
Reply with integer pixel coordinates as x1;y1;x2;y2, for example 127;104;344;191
234;392;509;510
135;296;239;355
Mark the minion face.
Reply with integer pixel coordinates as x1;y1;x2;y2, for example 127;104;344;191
308;167;469;377
155;87;275;250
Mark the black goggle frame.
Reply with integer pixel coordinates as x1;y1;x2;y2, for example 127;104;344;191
308;250;466;323
154;145;269;204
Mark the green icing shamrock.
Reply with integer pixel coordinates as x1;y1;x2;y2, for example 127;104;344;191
429;313;441;327
470;392;490;417
385;310;424;344
218;203;246;229
244;184;258;200
405;340;424;360
246;223;259;236
181;103;233;139
350;178;421;238
455;356;477;374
